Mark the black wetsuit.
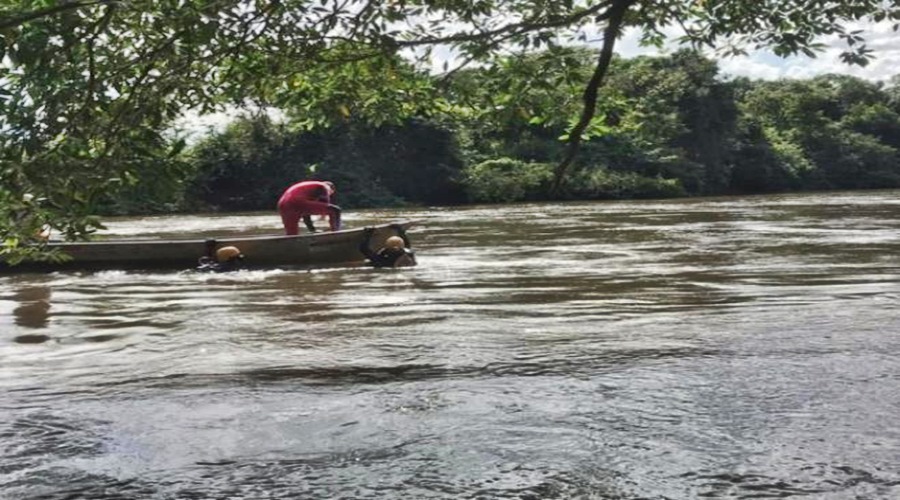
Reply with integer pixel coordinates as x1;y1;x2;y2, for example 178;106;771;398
195;256;244;273
359;229;416;268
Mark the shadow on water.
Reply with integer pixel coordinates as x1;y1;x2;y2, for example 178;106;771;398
12;286;52;331
92;345;717;393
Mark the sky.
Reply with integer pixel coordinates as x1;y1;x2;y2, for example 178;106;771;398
177;19;900;135
616;20;900;82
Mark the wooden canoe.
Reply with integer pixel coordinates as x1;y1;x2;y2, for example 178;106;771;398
1;221;414;272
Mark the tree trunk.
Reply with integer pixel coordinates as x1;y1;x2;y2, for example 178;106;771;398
551;0;635;193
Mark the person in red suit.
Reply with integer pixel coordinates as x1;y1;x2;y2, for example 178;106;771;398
277;180;342;235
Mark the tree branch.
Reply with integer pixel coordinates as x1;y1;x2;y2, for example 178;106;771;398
437;29;525;85
551;0;635;193
77;4;117;127
396;0;614;48
0;0;117;30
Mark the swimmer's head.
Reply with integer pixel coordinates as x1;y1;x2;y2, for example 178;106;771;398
216;246;243;263
384;236;405;250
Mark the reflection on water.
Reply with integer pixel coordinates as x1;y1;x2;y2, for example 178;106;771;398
2;191;900;499
12;286;51;330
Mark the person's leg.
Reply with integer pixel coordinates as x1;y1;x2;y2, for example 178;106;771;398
293;200;338;232
279;207;301;235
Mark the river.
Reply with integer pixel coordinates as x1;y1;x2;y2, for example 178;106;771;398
2;191;900;499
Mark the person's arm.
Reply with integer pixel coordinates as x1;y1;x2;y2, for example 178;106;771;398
328;205;342;231
359;227;378;260
315;184;331;204
303;215;316;233
393;251;417;268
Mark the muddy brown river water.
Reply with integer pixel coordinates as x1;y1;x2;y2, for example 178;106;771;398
2;191;900;499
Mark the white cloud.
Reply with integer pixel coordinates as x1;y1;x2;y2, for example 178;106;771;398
716;56;785;81
173;107;286;142
617;20;900;82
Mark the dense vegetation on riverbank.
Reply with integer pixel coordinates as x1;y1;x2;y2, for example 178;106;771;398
5;0;898;265
103;51;900;214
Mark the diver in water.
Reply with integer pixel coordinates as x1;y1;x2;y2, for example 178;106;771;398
196;245;245;273
359;226;417;268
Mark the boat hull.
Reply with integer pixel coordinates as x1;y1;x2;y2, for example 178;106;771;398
1;222;413;272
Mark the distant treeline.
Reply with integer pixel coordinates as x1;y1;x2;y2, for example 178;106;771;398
103;50;900;214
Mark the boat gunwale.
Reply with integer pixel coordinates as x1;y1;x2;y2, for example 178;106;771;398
1;221;415;272
42;221;413;248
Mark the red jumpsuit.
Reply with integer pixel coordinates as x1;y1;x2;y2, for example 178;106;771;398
277;181;339;235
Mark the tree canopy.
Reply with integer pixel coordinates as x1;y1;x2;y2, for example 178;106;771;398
2;0;900;261
126;52;900;213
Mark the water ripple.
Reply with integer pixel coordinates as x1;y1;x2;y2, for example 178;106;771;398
2;191;900;498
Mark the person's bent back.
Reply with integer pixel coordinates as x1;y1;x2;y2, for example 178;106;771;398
277;180;341;235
